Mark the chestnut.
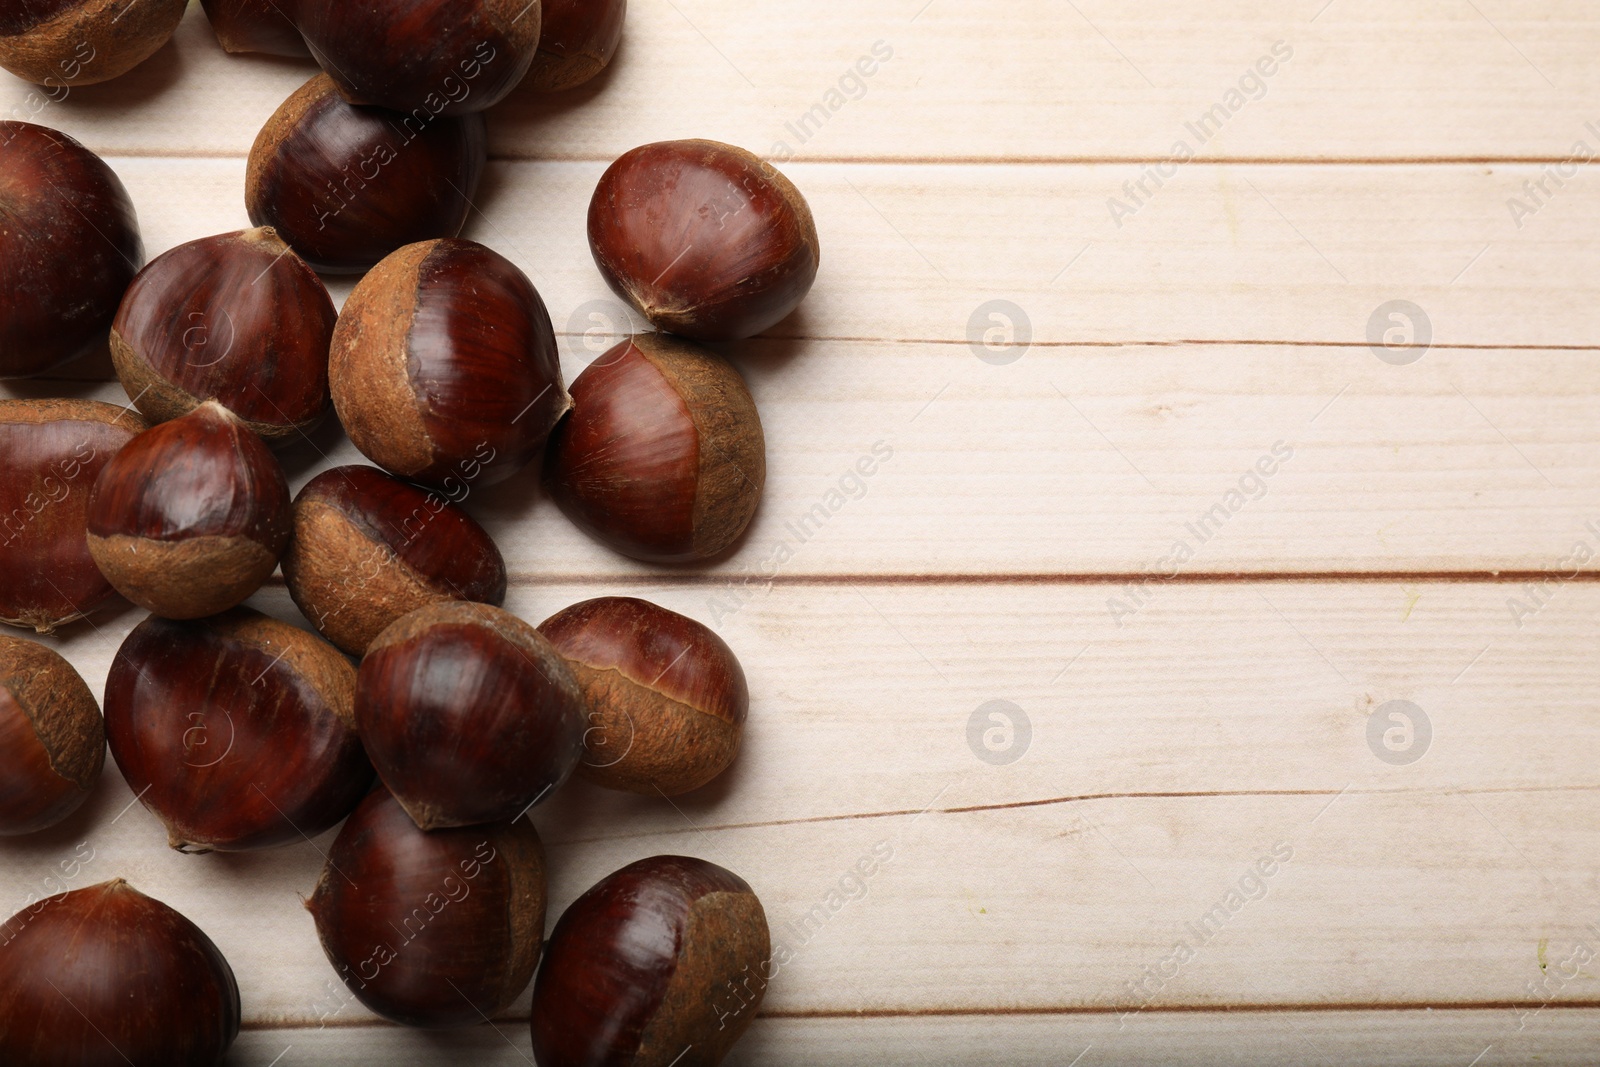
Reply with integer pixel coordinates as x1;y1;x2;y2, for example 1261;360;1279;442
588;140;820;340
0;634;103;835
0;399;147;632
201;0;309;57
0;879;240;1065
296;0;540;117
307;786;546;1028
358;602;584;829
111;228;337;441
523;0;626;93
544;334;765;563
540;597;747;796
86;401;292;620
0;0;186;87
104;608;370;852
531;855;770;1067
0;121;142;378
247;74;487;275
283;465;508;655
330;238;569;488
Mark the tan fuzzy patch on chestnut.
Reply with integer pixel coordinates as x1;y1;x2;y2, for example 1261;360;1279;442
0;634;103;789
246;73;329;205
570;663;740;796
0;397;145;432
208;609;357;730
109;327;202;426
632;888;770;1067
282;500;448;656
634;335;765;559
0;0;186;86
523;49;607;93
86;533;276;620
329;242;435;478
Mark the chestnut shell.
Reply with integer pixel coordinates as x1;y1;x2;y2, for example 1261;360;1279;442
522;0;625;93
329;238;570;488
530;854;771;1067
110;227;337;441
86;402;292;619
103;608;370;852
0;0;188;87
246;74;488;275
539;596;747;795
588;139;819;341
306;786;547;1028
283;464;508;655
544;334;765;563
357;601;585;829
0;121;142;378
0;398;147;632
0;633;103;835
200;0;309;57
0;879;241;1066
297;0;541;116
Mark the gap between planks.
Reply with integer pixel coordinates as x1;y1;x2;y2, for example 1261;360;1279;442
235;1000;1600;1031
430;572;1600;588
86;148;1600;167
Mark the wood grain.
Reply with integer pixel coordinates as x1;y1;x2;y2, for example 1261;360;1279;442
5;155;1598;350
2;583;1593;1030
228;1009;1600;1067
10;345;1600;578
6;2;1600;163
0;1;1593;1061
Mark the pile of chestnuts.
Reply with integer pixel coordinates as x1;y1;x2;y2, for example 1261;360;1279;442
0;0;821;1062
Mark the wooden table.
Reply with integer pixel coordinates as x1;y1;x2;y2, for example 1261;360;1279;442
4;2;1599;1063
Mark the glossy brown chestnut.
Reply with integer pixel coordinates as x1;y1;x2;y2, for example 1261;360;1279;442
358;602;584;830
0;879;240;1066
201;0;309;57
522;0;625;93
0;0;186;86
0;122;142;378
330;238;570;488
588;139;820;341
544;334;765;563
283;465;508;655
531;855;771;1067
0;399;146;632
296;0;540;117
104;608;369;852
0;634;103;835
539;597;746;796
86;401;292;620
246;74;487;275
111;228;337;441
307;786;546;1028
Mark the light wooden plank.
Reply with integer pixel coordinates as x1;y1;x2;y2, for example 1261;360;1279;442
15;156;1600;350
10;345;1600;577
7;2;1600;163
229;1009;1600;1067
3;583;1596;1027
